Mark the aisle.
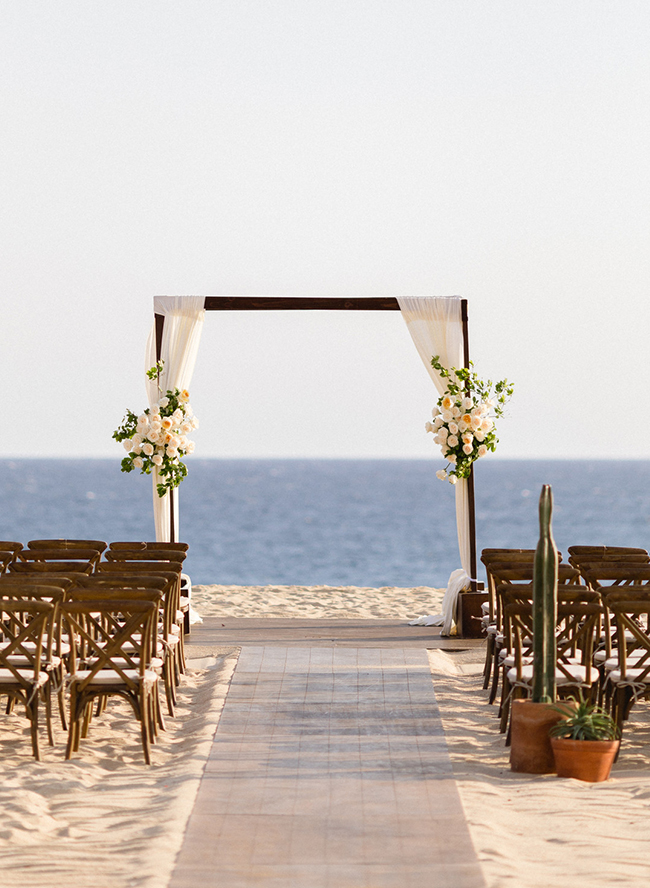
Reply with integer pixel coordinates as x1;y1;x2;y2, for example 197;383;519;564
169;646;486;888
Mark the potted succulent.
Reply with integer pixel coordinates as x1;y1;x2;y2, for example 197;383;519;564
549;695;620;782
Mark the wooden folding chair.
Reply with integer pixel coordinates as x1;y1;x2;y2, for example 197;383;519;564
0;599;56;759
62;598;160;764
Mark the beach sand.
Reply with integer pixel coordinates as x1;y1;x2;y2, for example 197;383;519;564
1;584;650;887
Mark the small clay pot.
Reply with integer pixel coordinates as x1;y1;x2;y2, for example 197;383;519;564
551;737;620;782
510;699;574;774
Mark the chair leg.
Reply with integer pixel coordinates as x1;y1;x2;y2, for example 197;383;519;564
483;634;495;690
27;698;40;761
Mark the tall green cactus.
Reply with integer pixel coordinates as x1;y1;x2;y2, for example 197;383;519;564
532;484;558;703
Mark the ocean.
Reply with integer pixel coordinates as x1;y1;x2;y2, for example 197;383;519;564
1;458;649;587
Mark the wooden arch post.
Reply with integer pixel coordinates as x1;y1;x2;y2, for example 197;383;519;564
154;296;477;586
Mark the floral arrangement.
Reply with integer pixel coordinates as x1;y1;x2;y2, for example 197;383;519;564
113;361;199;497
426;355;513;484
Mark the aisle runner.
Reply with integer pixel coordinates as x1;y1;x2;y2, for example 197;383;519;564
169;647;486;888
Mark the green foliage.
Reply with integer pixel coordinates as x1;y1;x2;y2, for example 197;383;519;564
550;695;620;741
113;366;197;497
427;355;514;483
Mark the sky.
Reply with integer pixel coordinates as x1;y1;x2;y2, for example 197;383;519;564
1;1;649;460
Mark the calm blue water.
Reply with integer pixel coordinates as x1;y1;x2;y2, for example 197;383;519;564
1;459;649;587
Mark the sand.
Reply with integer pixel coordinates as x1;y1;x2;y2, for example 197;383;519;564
2;584;650;888
191;582;446;619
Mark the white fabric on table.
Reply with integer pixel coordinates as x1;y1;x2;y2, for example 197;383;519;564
144;296;206;542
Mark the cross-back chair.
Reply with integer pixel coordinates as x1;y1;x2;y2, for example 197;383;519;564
62;598;160;764
0;599;56;759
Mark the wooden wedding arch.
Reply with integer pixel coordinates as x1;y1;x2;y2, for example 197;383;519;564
154;296;478;585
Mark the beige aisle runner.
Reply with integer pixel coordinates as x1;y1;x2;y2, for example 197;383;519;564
169;646;486;888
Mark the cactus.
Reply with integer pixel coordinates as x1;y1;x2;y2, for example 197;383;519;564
531;484;558;703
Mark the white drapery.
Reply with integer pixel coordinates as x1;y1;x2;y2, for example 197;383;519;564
398;296;471;632
144;296;206;542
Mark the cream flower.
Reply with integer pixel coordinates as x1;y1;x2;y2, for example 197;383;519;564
185;441;195;454
179;389;190;403
432;407;440;418
462;443;473;455
448;422;459;436
481;418;494;432
447;435;459;448
142;442;154;456
122;439;133;451
462;397;473;410
438;425;448;439
441;411;453;423
449;474;457;485
462;433;473;445
161;417;173;431
158;397;169;408
478;444;488;458
447;453;457;464
475;430;485;442
132;456;144;469
436;469;447;480
425;421;435;433
471;415;482;430
152;454;163;466
451;406;461;418
148;429;161;443
441;395;454;411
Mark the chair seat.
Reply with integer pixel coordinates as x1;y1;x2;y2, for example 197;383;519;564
606;668;650;685
0;669;49;686
507;663;599;686
69;669;159;686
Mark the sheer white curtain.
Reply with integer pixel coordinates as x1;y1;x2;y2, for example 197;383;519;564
144;296;206;541
398;296;471;632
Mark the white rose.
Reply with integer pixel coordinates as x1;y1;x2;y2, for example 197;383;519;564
432;407;440;418
191;417;199;430
447;453;457;464
179;389;190;403
436;469;447;480
132;456;143;469
148;429;161;443
185;441;195;454
180;421;192;435
442;395;454;411
441;411;453;423
462;397;473;410
462;433;473;445
458;419;469;433
452;406;461;418
475;430;485;442
481;418;494;432
433;435;441;446
438;425;448;439
448;422;459;436
122;439;133;451
150;419;162;431
158;397;169;408
132;434;143;446
478;444;488;458
142;442;154;456
137;414;148;426
161;417;173;431
462;443;473;455
152;454;163;466
132;444;142;455
172;409;183;424
447;435;459;448
425;421;435;433
166;446;178;458
449;474;457;485
471;415;482;430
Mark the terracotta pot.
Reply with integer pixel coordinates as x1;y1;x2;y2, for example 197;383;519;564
510;699;572;774
551;737;620;782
